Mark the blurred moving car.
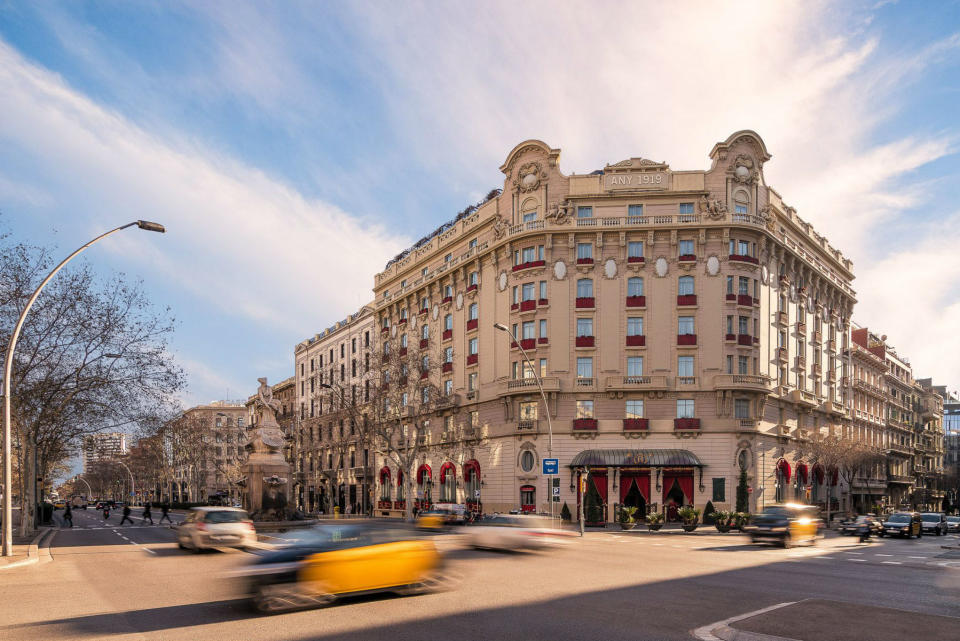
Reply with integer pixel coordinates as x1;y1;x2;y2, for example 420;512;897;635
920;512;948;536
53;500;66;510
415;511;447;530
177;507;257;552
878;512;922;538
839;515;881;536
468;514;570;551
743;504;822;548
233;523;445;613
416;504;467;529
946;516;960;534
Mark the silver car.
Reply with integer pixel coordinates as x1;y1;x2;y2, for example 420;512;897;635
468;514;571;551
177;507;257;552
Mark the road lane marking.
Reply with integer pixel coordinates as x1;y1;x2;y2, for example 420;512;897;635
847;558;867;562
844;551;864;554
908;556;926;559
875;554;893;557
881;561;901;565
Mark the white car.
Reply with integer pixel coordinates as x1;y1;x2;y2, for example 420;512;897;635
177;507;257;552
468;514;571;550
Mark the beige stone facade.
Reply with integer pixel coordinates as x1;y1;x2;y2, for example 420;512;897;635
173;402;247;503
368;132;867;521
294;306;376;513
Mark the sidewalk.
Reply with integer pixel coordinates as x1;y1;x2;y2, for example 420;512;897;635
0;527;54;570
701;599;960;641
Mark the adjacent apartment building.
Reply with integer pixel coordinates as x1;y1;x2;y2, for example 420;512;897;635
171;401;247;504
369;131;865;521
81;432;128;473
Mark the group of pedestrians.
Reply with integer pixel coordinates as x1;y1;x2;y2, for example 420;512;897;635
64;502;174;527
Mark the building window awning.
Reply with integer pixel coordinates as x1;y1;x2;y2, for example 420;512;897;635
568;449;704;468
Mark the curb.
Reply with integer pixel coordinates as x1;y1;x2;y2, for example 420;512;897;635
692;601;798;641
0;527;53;571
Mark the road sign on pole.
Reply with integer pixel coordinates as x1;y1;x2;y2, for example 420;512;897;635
542;458;559;475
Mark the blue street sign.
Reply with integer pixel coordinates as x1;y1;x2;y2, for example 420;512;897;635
542;458;559;475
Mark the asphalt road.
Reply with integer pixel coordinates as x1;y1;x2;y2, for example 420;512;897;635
1;512;959;641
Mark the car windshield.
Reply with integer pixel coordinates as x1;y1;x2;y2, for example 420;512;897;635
921;514;941;522
758;507;792;517
948;517;960;522
887;514;910;523
204;510;249;523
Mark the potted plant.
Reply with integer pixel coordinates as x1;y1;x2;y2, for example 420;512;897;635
713;510;733;533
646;511;665;531
618;506;638;530
678;505;701;532
732;512;751;531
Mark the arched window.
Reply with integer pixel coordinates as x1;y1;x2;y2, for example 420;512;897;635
464;460;481;508
396;469;405;502
440;462;457;502
379;467;391;501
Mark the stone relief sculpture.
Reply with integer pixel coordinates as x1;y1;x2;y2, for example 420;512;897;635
698;194;728;220
546;200;571;225
492;214;509;239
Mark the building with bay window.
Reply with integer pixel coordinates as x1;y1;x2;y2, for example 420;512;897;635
368;131;868;523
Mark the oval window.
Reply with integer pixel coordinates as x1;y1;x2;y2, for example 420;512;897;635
520;450;535;472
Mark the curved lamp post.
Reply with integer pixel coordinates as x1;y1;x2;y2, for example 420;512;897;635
3;220;165;556
493;322;556;523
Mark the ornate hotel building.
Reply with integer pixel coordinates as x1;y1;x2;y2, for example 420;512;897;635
367;131;869;521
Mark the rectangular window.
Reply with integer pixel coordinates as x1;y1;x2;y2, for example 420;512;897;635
539;280;547;299
444;347;453;363
627;277;644;296
577;206;593;218
726;275;734;295
576;278;593;297
469;238;477;248
738;276;750;296
576;317;593;337
444;380;453;396
712;478;726;502
678;202;695;215
539;319;547;338
678;355;694;377
734;398;751;419
677;399;695;418
421;324;429;339
522;321;536;340
628;204;644;217
468;372;477;391
627;241;643;258
678;276;694;296
444;284;453;298
521;361;535;379
627;356;644;377
626;399;644;419
522;246;536;263
468;303;478;320
738;355;749;375
401;334;408;347
444;314;453;330
576;400;594;418
520;401;538;420
738;316;749;334
738;240;750;256
468;338;478;355
576;243;593;260
678;316;695;335
726;355;733;374
469;271;479;286
678;239;694;255
522;282;535;301
539;358;547;377
627;317;643;336
576;357;593;378
522;211;537;223
726;315;734;334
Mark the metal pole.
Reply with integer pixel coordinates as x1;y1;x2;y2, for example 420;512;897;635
3;220;163;556
494;324;555;523
113;460;135;505
76;476;93;502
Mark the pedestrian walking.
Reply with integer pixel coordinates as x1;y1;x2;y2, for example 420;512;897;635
141;503;153;525
158;503;172;524
119;504;134;525
63;504;73;528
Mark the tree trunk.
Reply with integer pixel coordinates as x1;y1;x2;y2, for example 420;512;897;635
18;437;36;537
404;474;415;522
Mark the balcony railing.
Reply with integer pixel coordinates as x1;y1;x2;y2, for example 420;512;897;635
605;375;669;391
729;254;759;265
466;353;478;366
466;318;478;331
575;297;595;309
737;294;753;306
674;418;700;430
519;299;536;312
576;377;595;387
677;376;697;385
713;374;773;392
737;334;753;346
517;419;538;431
623;418;649;431
678;254;697;263
575;335;595;348
626;295;646;308
442;329;453;341
626;335;646;347
677;334;697;346
573;418;598;430
677;294;697;306
512;260;546;272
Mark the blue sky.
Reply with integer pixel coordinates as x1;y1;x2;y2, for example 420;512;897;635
2;0;959;423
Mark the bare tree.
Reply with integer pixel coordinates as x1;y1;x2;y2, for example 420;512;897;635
798;432;885;523
1;234;184;534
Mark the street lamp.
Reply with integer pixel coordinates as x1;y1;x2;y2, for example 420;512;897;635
2;220;165;556
493;322;556;523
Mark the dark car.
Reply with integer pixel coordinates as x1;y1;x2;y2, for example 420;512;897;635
839;515;881;536
946;516;960;534
879;512;922;538
920;512;947;536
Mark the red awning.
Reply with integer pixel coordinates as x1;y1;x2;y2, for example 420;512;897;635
463;459;481;482
379;466;391;485
439;462;456;484
396;469;404;487
777;458;792;483
813;464;825;485
417;463;432;484
796;462;809;486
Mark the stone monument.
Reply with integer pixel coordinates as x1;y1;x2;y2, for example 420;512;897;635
241;377;292;520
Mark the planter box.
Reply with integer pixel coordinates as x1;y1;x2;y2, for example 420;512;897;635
626;335;645;347
573;418;597;430
677;294;697;306
623;418;649;431
537;298;549;306
626;295;646;307
677;334;697;345
619;522;636;530
398;318;408;325
647;522;663;531
576;336;595;348
682;523;699;532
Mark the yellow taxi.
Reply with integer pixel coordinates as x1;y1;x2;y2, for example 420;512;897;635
235;523;445;613
415;510;447;530
744;503;822;548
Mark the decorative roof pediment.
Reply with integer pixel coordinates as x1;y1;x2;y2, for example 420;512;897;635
604;157;670;173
